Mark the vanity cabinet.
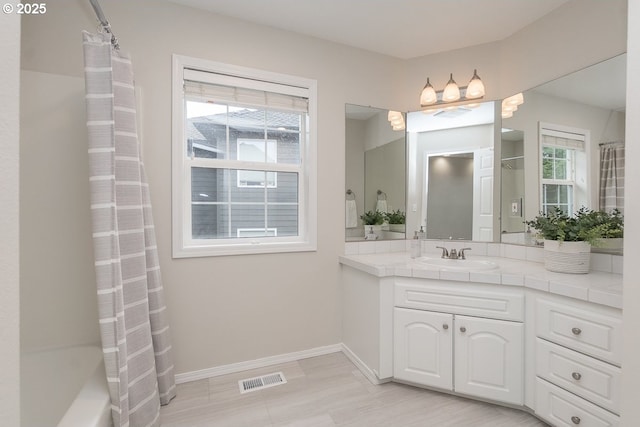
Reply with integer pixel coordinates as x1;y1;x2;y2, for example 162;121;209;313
393;279;524;406
393;308;453;389
533;295;622;426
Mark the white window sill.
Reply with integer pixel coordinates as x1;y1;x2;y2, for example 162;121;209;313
172;240;317;258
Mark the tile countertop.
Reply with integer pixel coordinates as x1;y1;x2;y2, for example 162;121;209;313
339;251;623;309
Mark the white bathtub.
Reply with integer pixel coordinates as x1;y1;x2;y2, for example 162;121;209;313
21;345;112;427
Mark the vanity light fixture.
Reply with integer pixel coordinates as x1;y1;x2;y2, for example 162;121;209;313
388;110;405;131
420;69;485;109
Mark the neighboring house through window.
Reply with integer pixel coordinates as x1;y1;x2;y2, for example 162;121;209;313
172;55;317;257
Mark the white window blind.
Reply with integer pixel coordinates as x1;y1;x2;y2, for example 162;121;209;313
541;132;585;151
184;69;309;113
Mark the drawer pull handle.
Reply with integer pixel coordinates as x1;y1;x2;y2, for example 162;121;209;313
571;416;581;424
442;324;449;330
571;327;582;335
460;326;466;333
572;372;582;380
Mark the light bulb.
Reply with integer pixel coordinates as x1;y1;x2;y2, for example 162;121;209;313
420;78;438;106
442;73;460;102
466;69;485;99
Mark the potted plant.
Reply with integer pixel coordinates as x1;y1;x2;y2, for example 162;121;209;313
525;207;606;274
360;210;386;236
581;208;624;251
385;209;406;233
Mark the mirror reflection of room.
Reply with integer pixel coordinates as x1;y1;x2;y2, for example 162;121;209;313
345;104;406;241
501;54;626;251
406;102;496;242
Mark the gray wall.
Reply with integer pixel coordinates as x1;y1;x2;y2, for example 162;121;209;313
426;156;473;240
365;137;406;214
20;71;100;353
0;9;21;427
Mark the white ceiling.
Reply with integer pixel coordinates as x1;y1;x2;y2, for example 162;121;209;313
165;0;570;59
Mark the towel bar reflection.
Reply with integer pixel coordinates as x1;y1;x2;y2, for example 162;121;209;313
346;189;356;200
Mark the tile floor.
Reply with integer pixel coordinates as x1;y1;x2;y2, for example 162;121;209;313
160;352;549;426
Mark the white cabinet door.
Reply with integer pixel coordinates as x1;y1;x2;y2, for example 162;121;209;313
393;307;453;389
454;315;524;405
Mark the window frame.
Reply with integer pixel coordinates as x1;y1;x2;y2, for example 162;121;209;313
172;55;317;258
538;122;590;216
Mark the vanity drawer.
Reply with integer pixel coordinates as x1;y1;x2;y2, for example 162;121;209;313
535;297;622;366
394;279;524;321
536;338;621;414
535;378;619;427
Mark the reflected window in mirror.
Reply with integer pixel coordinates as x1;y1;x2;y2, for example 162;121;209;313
499;54;625;254
538;124;589;215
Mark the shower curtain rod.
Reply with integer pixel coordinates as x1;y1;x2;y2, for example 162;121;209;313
89;0;119;50
599;141;625;147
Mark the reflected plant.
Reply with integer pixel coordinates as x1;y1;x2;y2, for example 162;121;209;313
386;209;406;225
360;210;386;225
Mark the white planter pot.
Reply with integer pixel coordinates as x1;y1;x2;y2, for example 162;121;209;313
543;240;591;274
388;224;406;233
594;237;623;251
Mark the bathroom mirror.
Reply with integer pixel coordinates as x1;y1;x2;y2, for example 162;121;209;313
500;129;525;244
345;104;406;241
500;53;626;252
406;101;498;241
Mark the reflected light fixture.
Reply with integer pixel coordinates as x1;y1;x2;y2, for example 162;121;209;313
501;92;524;119
420;70;485;110
387;110;405;131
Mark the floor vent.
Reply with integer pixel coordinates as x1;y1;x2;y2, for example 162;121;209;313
239;372;287;394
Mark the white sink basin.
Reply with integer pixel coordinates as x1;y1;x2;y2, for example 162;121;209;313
416;257;499;271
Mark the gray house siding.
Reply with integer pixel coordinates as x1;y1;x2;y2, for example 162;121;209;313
188;110;301;239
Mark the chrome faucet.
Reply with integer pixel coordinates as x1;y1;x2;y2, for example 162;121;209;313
435;246;448;259
435;246;472;260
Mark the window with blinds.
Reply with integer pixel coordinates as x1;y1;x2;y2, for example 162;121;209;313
539;124;589;216
172;56;317;257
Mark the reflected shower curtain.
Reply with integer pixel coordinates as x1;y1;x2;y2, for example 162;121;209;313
82;31;176;426
599;143;625;213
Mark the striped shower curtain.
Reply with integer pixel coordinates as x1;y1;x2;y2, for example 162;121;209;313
599;143;625;213
82;31;176;426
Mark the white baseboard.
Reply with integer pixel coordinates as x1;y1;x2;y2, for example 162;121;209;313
175;343;343;384
340;343;387;385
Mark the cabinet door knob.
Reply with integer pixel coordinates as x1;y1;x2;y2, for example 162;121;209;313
571;416;581;424
572;372;582;380
460;326;466;333
571;327;582;335
442;324;449;330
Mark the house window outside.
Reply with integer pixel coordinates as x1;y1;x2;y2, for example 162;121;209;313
237;139;278;188
173;56;317;257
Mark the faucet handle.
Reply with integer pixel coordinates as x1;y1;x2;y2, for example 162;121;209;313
460;248;472;259
435;246;448;258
